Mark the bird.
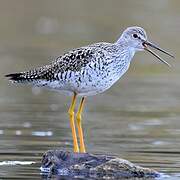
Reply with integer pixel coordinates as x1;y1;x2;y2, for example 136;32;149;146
5;26;174;153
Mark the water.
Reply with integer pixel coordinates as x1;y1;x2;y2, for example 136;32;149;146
0;0;180;179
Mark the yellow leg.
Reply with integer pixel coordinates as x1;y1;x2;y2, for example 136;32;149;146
68;93;79;152
76;97;86;153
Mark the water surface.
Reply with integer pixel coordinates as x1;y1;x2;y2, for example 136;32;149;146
0;0;180;179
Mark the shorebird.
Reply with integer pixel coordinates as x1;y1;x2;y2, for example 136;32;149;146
5;26;174;153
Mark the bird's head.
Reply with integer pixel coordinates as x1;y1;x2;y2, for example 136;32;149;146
118;26;174;67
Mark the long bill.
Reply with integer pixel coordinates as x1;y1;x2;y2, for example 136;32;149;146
143;41;174;67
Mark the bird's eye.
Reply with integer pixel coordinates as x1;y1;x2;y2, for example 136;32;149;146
133;34;138;38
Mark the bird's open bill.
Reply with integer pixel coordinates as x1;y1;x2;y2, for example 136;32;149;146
143;41;174;67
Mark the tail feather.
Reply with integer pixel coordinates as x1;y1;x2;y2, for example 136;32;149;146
5;72;37;83
5;73;25;81
5;65;54;84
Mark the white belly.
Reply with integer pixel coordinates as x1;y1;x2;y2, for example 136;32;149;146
42;62;130;97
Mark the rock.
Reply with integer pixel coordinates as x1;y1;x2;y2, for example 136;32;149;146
41;150;160;179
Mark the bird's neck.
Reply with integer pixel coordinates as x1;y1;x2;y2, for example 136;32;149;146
114;41;136;63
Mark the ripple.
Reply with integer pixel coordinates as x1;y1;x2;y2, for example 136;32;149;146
0;130;4;135
0;161;35;166
32;131;53;137
15;130;22;135
23;122;32;128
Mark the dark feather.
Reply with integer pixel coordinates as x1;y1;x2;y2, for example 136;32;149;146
5;73;25;81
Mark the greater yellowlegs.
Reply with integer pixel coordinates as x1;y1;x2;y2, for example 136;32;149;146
5;26;174;153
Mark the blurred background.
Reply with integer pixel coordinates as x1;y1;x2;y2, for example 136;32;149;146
0;0;180;179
